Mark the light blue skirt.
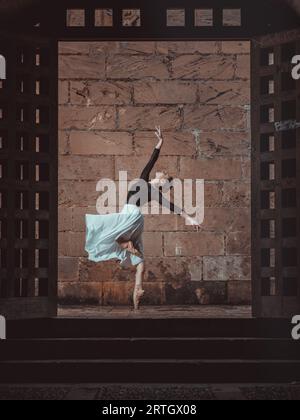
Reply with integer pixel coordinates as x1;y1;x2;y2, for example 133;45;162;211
85;204;144;267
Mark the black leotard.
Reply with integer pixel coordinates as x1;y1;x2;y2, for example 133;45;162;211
126;148;182;214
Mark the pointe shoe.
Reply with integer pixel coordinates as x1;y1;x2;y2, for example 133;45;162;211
133;287;145;311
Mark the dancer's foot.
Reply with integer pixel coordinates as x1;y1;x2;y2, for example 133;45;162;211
133;286;145;311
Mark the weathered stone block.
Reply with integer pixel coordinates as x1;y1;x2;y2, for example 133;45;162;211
79;256;201;286
59;55;106;79
59;232;86;258
144;214;186;232
102;281;165;305
222;181;251;208
106;55;169;79
226;231;251;255
59;181;100;207
90;42;156;55
203;256;251;281
58;257;79;282
73;207;97;232
79;258;135;283
134;131;195;157
241;157;251;179
172;55;235;80
167;9;185;27
59;131;69;155
102;281;134;306
184;104;247;130
201;208;250;233
204;182;224;208
165;281;227;305
59;155;114;181
196;131;250;158
59;106;116;130
118;106;182;131
180;157;242;180
228;280;252;305
235;55;251;79
114;41;156;55
58;207;72;232
59;42;91;55
142;282;166;305
164;232;224;257
198;81;250;106
115;156;179;180
156;41;221;55
69;131;133;156
143;232;164;257
145;257;202;282
122;9;141;27
195;9;214;28
66;9;85;27
134;81;197;104
59;81;69;104
58;282;102;305
95;8;113;27
221;41;250;54
70;81;132;106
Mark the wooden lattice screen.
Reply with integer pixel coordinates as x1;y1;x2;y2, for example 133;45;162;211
0;35;58;319
252;29;300;317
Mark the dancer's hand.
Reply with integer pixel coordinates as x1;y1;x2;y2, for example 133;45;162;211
155;126;164;149
185;215;201;232
127;241;143;258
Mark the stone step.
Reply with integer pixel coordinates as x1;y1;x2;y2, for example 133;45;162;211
1;359;300;384
7;318;294;339
0;338;299;361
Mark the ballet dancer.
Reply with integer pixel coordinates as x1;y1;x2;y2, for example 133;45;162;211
85;127;200;310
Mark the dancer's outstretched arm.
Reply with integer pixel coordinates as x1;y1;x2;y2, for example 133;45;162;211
158;191;182;216
157;191;201;231
140;127;164;182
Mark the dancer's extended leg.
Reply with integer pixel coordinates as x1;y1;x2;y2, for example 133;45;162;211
133;262;145;310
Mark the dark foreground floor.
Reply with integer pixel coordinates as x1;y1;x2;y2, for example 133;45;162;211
0;383;300;400
3;307;298;399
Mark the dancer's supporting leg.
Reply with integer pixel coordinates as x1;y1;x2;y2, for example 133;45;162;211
134;262;145;310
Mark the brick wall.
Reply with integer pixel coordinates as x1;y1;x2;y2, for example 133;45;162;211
58;41;251;306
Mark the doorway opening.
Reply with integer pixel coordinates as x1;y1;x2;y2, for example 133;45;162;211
57;40;252;317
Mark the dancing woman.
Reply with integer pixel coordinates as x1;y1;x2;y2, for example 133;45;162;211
85;127;200;310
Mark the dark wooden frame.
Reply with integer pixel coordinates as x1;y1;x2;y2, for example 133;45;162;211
0;0;299;319
1;0;299;40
